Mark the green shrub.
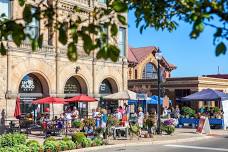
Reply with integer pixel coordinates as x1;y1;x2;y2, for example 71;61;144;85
0;147;17;152
62;136;70;141
58;140;68;151
43;137;56;144
129;125;140;135
161;125;175;135
93;138;103;146
0;133;26;147
27;140;43;152
81;138;92;148
181;107;195;117
14;144;30;152
214;107;220;113
44;141;60;152
72;132;86;144
65;140;76;150
72;120;83;128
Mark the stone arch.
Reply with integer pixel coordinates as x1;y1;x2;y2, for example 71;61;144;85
99;77;119;95
18;72;50;114
64;74;88;97
18;71;50;96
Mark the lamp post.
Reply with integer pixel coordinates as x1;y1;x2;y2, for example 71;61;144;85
155;49;162;134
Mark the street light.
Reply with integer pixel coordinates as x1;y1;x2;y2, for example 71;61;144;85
155;49;162;134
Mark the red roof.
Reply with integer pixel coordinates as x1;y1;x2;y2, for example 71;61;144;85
128;46;176;70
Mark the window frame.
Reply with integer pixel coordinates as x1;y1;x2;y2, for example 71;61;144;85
0;0;11;19
118;27;126;57
142;62;157;79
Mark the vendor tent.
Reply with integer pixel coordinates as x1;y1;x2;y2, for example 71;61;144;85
181;89;228;101
103;90;137;100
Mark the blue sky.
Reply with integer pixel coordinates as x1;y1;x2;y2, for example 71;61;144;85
128;11;228;77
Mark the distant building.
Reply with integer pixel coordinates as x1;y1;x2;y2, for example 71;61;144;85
205;74;228;79
128;46;176;80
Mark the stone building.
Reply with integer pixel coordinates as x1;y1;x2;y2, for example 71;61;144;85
0;0;128;120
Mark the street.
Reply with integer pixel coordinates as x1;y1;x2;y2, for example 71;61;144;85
92;136;228;152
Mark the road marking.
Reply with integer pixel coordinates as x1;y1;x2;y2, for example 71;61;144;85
165;144;228;151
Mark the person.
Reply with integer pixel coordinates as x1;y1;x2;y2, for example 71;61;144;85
95;108;101;128
124;103;130;120
137;107;144;137
114;109;122;120
163;106;168;117
137;107;144;128
65;107;72;128
71;106;79;120
170;106;175;118
101;109;107;128
174;105;180;119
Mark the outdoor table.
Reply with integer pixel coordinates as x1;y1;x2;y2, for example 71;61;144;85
178;118;224;129
112;126;129;140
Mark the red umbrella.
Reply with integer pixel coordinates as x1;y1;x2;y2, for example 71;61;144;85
14;97;21;119
65;94;97;102
32;97;67;118
32;97;67;104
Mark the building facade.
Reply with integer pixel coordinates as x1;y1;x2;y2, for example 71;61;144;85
128;46;176;80
0;0;128;120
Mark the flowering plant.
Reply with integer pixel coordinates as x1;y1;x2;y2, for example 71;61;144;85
164;119;175;126
161;119;176;135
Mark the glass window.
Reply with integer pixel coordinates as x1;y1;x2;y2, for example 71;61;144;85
25;7;39;39
135;69;137;79
142;63;157;79
99;79;112;94
98;0;106;4
119;27;126;57
0;0;10;19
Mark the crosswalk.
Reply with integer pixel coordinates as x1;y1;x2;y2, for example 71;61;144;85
165;144;228;151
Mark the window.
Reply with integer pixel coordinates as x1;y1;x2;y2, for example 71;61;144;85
98;0;106;4
0;0;10;19
142;63;157;79
25;7;39;39
100;24;108;46
135;69;137;79
118;27;126;57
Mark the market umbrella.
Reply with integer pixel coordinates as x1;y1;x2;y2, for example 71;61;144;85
181;88;228;101
147;95;172;105
65;94;97;102
32;97;67;118
14;97;21;119
103;90;137;100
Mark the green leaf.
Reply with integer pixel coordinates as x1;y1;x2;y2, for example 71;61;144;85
215;42;227;56
23;4;32;24
111;0;128;13
107;44;120;62
31;39;38;51
111;23;118;36
214;28;222;37
18;0;25;6
59;23;68;45
67;42;77;61
0;42;6;55
0;13;6;18
117;15;127;25
81;33;93;54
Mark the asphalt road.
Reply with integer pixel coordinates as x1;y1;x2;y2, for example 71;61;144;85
92;136;228;152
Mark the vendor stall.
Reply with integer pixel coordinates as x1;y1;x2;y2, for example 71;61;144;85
179;89;228;129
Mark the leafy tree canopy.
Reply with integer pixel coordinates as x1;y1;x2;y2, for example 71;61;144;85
0;0;227;61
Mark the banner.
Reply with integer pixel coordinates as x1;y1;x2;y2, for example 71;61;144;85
196;116;211;134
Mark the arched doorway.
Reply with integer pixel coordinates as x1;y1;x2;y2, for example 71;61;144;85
99;78;118;113
19;73;49;117
64;75;88;117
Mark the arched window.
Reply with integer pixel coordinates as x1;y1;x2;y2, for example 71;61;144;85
142;63;157;79
99;79;113;94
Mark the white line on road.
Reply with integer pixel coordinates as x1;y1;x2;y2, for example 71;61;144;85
165;144;228;151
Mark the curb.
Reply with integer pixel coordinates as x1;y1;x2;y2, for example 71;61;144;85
67;136;213;152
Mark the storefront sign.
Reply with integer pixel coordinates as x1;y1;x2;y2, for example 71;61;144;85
21;79;35;91
196;116;211;134
64;84;79;93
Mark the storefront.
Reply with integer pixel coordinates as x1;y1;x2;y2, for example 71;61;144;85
19;73;49;117
64;76;88;117
99;78;118;113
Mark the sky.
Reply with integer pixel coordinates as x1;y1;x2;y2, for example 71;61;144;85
128;11;228;77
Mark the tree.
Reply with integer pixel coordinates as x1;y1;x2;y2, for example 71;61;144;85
0;0;227;61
